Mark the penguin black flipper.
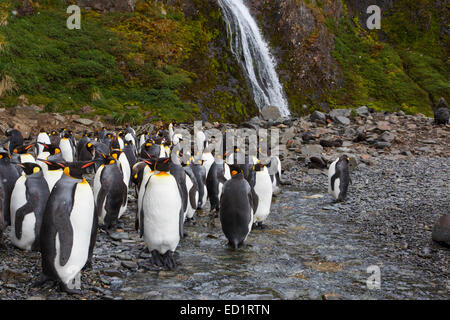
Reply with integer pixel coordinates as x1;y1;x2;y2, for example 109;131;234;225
85;207;98;270
189;181;198;210
14;201;34;240
26;174;50;251
249;186;259;215
52;186;76;267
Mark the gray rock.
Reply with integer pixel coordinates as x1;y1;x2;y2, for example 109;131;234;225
301;144;324;157
375;141;391;149
334;116;350;126
329;108;351;119
379;131;395;143
355;106;369;116
261;106;282;121
310;111;326;122
74;118;94;126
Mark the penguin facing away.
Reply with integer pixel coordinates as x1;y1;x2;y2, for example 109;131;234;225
183;159;199;221
10;163;50;251
328;155;351;202
191;158;207;210
93;156;128;230
140;157;183;270
35;161;97;294
219;164;257;249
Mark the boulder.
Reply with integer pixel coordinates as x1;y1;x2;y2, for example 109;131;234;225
355;106;369;117
334;116;350;126
261;106;282;121
329;108;351;119
300;144;324;157
310;111;326;123
74;118;94;126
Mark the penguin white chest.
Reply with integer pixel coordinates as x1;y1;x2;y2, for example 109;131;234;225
10;176;36;250
254;169;273;222
55;182;94;285
142;174;182;254
44;170;63;192
328;159;340;199
59;139;73;162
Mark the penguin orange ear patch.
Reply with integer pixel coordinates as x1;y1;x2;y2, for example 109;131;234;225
81;162;95;169
163;158;169;163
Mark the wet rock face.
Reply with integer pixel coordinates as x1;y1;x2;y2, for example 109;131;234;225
248;0;344;103
74;0;136;12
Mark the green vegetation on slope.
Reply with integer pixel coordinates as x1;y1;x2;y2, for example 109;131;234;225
0;0;256;124
325;0;448;115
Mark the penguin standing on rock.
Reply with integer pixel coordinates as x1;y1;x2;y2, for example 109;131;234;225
434;97;449;125
140;158;183;270
10;163;50;251
35;161;97;294
219;164;257;249
328;155;351;202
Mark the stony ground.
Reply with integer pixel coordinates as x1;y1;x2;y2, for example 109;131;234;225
0;109;448;300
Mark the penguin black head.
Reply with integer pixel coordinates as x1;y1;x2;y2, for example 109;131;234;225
13;144;33;154
0;149;11;160
110;149;122;160
228;163;245;177
253;163;267;172
39;128;46;133
339;154;350;163
17;162;42;175
64;161;96;179
86;142;95;155
154;157;171;172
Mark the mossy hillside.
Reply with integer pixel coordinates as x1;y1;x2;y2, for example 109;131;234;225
0;0;256;124
324;0;449;116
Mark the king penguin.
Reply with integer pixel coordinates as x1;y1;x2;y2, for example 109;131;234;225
0;148;21;239
139;157;183;269
36;161;97;294
183;157;199;221
35;129;51;157
93;155;128;230
328;155;351;202
219;164;257;249
10;163;50;251
191;158;207;210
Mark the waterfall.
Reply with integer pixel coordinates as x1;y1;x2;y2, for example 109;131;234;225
218;0;290;117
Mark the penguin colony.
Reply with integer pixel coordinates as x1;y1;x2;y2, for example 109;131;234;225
0;123;350;294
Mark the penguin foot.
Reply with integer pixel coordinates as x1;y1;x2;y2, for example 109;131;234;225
33;274;53;288
60;282;82;295
150;250;165;268
162;251;176;270
252;222;268;230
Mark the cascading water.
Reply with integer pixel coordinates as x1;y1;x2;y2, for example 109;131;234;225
218;0;290;117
